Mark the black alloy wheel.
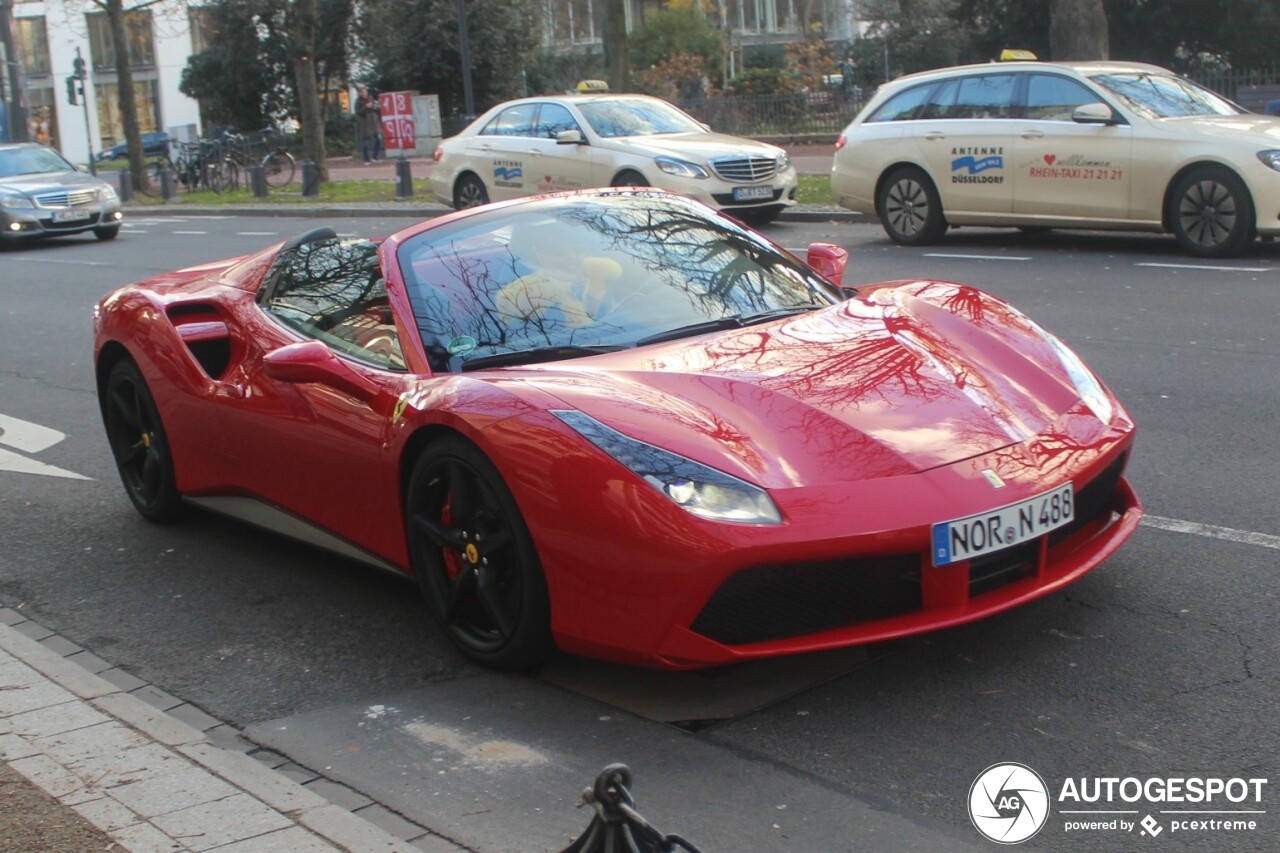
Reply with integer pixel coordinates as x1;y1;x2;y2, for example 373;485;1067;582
103;360;182;522
406;437;551;668
1170;167;1255;258
94;225;120;241
454;174;490;209
878;166;946;246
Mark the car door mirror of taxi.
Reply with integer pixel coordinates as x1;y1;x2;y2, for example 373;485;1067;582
806;242;849;287
556;129;585;145
1072;102;1120;125
263;340;381;403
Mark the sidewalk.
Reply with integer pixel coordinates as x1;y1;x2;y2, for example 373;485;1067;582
0;610;463;853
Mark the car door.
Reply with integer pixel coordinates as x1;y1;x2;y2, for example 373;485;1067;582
528;103;600;193
212;237;409;559
1011;73;1133;222
911;73;1018;219
472;104;540;201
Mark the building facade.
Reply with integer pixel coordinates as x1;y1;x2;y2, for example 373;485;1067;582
540;0;861;52
10;0;204;164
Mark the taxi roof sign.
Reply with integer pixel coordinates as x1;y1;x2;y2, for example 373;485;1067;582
999;49;1038;61
575;79;609;93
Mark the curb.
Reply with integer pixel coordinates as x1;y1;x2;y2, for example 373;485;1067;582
0;609;469;853
122;202;863;224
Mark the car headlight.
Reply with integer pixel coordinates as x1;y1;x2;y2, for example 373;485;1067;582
0;192;34;210
1257;150;1280;171
655;156;710;180
100;184;118;201
552;410;782;524
778;152;792;171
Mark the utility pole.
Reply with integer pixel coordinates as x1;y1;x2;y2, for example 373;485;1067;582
67;47;95;173
455;0;474;118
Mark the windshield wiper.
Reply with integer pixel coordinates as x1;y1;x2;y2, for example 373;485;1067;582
634;306;817;347
460;344;626;372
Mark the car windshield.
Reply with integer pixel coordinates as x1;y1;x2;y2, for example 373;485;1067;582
397;194;838;373
577;99;705;138
1089;72;1242;118
0;147;75;178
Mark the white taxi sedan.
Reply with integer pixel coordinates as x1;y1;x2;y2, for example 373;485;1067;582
832;60;1280;257
431;94;798;224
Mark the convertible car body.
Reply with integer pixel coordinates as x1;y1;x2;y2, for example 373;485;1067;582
94;189;1141;669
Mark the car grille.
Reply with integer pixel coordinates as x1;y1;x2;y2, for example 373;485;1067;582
690;453;1128;647
690;556;922;646
35;189;98;208
709;156;779;183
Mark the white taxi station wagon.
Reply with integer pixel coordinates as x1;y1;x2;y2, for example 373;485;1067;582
431;93;799;224
831;59;1280;257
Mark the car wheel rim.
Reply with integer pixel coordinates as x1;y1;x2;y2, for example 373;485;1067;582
410;458;522;652
105;376;165;508
1179;179;1236;247
458;182;485;207
887;178;928;237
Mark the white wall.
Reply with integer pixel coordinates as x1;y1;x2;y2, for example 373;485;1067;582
17;0;202;166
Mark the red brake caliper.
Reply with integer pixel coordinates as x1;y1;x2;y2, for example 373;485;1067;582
441;495;462;580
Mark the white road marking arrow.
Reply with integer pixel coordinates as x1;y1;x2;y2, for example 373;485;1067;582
0;414;91;480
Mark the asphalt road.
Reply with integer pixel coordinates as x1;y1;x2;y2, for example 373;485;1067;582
1;215;1276;851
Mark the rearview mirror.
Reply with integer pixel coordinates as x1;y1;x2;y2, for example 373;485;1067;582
263;340;380;403
806;242;849;287
1072;102;1119;125
556;129;585;145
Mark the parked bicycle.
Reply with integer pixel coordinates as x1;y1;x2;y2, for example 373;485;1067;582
222;126;296;188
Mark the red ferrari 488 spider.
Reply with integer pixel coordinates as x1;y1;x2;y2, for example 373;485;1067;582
94;189;1141;669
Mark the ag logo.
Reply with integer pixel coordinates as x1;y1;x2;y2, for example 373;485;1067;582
968;762;1050;844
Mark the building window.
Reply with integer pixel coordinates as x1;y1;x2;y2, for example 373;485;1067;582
94;79;161;147
16;16;52;77
27;90;59;149
189;6;216;55
87;10;156;70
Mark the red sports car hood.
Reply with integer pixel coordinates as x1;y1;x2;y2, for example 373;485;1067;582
512;281;1111;488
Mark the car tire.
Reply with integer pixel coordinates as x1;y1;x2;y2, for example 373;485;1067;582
94;225;120;241
878;166;946;246
102;359;182;522
454;174;489;209
1169;167;1256;258
406;436;552;669
611;170;648;187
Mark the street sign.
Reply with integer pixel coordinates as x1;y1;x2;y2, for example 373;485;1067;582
379;91;415;151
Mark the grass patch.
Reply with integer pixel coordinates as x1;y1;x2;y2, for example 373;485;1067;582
796;175;834;205
129;178;436;206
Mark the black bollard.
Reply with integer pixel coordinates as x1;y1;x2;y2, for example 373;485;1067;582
160;166;176;202
561;764;702;853
301;161;320;198
118;169;133;203
395;157;414;201
250;164;268;198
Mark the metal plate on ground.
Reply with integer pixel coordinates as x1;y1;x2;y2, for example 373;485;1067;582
535;646;878;728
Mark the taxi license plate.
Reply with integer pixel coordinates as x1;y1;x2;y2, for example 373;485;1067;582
733;186;774;201
53;209;92;223
931;484;1074;566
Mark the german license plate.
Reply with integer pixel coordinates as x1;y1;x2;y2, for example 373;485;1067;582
53;209;92;223
931;484;1074;566
733;185;774;201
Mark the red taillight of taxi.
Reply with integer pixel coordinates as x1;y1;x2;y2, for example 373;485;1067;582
835;134;847;151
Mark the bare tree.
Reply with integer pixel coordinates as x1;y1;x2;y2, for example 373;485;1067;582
1049;0;1109;61
91;0;163;190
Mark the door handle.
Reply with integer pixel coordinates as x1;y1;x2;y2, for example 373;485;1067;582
924;131;946;141
1021;130;1045;139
